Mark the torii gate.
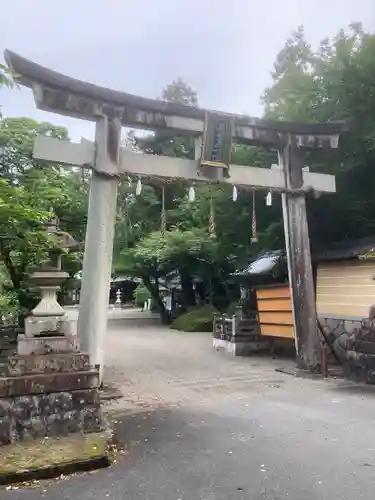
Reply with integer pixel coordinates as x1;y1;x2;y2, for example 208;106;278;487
4;50;348;377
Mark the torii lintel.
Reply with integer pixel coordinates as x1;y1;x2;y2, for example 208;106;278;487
4;49;349;149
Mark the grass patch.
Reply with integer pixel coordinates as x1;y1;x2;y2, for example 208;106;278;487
0;431;114;482
170;305;218;332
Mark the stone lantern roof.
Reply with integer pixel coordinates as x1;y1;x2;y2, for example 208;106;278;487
45;215;79;251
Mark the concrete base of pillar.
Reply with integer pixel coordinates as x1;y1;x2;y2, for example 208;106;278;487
213;338;228;351
227;340;271;356
213;338;270;356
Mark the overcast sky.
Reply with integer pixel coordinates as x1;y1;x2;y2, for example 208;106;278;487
1;0;374;141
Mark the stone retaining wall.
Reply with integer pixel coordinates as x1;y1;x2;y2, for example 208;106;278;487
0;352;103;445
0;388;102;443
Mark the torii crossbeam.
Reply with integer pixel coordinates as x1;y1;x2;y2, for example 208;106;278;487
4;49;348;377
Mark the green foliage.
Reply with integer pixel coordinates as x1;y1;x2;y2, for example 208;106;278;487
262;23;375;249
0;289;18;325
170;305;218;332
133;284;150;307
121;227;219;280
0;64;17;118
0;64;14;89
0;117;88;321
161;78;198;106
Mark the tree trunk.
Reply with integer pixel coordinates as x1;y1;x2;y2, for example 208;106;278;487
208;277;213;305
143;276;170;325
179;268;196;310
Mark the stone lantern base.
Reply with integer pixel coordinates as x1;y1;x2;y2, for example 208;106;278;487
0;269;104;445
0;344;104;445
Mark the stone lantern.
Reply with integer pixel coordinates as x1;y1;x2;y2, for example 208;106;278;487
0;216;103;445
22;216;79;346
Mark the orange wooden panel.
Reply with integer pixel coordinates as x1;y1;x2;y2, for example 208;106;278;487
257;298;292;312
256;286;290;300
260;324;294;338
259;311;293;326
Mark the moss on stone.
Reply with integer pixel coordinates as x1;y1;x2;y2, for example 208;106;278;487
0;431;113;477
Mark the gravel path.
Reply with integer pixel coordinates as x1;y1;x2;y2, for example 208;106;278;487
3;311;375;499
104;318;295;413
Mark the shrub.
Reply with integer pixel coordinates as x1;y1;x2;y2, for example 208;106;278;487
170;305;218;332
133;284;150;308
0;291;19;325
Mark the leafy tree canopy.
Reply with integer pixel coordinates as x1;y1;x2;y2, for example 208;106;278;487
0;117;88;322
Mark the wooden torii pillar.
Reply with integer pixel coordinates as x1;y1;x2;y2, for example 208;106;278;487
4;49;348;377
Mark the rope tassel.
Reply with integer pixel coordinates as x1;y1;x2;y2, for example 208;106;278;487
161;186;166;234
251;190;258;243
209;193;216;238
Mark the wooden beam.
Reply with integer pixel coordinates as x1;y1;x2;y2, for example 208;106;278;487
4;49;349;147
33;84;341;147
280;139;321;371
33;137;336;193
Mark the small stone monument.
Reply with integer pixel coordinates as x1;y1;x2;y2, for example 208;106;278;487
115;289;122;308
0;216;103;444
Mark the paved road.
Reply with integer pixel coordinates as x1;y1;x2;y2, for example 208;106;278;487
3;314;375;499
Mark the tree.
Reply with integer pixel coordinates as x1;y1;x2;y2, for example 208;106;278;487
0;64;15;89
113;78;199;262
262;26;319;122
0;117;88;323
120;228;220;322
0;64;17;118
262;23;375;250
161;78;198;106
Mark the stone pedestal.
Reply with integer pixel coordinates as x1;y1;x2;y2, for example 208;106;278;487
0;266;104;445
213;314;270;356
0;347;103;445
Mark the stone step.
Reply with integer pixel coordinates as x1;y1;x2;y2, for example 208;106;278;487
7;353;90;376
0;369;99;397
